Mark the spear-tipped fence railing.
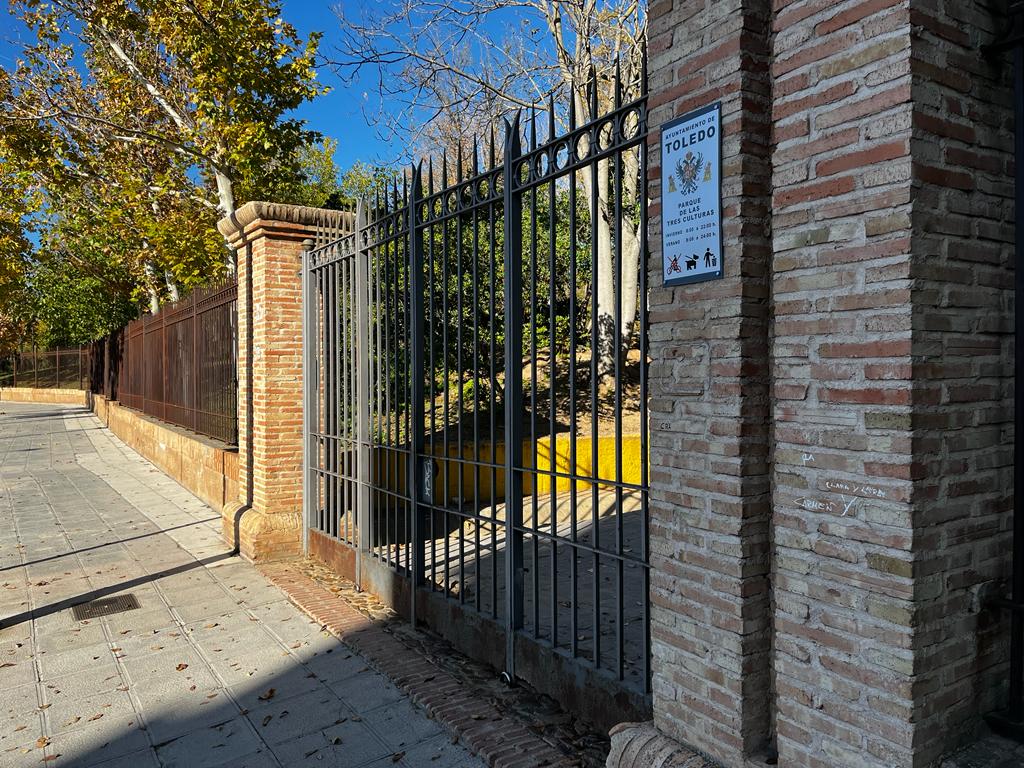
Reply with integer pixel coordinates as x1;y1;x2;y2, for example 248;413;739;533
304;63;651;724
94;280;239;445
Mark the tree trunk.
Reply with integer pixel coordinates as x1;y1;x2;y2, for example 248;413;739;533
164;271;180;303
143;261;161;314
213;160;238;275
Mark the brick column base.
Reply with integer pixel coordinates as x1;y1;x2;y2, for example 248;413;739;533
606;723;715;768
226;506;303;563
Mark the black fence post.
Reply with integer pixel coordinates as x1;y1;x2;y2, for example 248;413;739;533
503;114;525;681
408;165;427;627
354;202;371;590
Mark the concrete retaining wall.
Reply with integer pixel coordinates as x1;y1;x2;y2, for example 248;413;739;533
0;387;91;406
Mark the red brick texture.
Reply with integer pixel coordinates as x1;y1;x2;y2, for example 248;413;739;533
260;563;576;768
646;1;773;765
620;1;1015;767
909;0;1014;761
218;203;354;562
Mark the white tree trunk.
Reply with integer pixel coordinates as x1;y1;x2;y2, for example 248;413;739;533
213;156;237;274
164;271;180;303
143;262;161;314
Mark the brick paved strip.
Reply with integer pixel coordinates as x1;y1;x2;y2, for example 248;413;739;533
260;563;578;768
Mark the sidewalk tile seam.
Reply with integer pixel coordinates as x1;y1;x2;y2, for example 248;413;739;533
259;564;571;768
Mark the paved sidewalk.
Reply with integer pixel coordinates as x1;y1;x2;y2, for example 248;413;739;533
0;401;485;768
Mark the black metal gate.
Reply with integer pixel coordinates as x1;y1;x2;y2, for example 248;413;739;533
303;71;650;722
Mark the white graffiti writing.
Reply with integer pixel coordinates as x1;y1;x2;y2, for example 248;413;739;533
821;478;888;499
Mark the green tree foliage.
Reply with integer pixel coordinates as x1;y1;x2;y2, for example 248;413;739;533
0;0;327;346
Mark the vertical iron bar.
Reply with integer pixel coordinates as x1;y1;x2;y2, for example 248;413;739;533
529;109;540;640
302;240;314;553
355;203;371;589
504;116;525;677
640;125;652;693
193;296;199;434
546;100;559;653
473;148;482;614
613;61;626;681
409;166;427;625
428;160;437;591
568;94;580;660
489;134;498;620
589;71;602;669
327;260;336;538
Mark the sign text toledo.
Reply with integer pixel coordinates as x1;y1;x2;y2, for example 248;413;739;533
660;103;722;287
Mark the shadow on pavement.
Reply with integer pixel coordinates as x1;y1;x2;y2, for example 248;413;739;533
0;553;236;630
0;518;221;574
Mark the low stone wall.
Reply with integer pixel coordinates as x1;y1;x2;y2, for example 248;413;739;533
91;396;239;514
0;387;91;406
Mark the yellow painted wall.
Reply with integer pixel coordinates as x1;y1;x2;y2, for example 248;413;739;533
368;435;642;504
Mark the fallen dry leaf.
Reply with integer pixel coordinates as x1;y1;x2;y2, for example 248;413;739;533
175;663;188;671
258;688;276;701
261;715;272;727
87;713;103;722
35;736;49;749
391;753;404;763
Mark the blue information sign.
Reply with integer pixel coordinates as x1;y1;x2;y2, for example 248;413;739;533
660;103;723;287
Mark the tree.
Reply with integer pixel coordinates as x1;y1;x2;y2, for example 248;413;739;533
330;0;646;385
6;0;326;269
0;150;37;356
1;0;330;346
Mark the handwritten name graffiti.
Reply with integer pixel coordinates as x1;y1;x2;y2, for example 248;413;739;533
821;479;889;499
795;495;858;517
791;476;896;519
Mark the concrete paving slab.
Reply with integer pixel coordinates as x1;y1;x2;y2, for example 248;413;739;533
154;716;263;768
0;402;485;768
361;699;445;751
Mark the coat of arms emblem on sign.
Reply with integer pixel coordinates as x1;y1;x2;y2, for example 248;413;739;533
674;150;704;195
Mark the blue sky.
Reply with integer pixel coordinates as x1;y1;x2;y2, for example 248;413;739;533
278;1;398;169
0;1;399;173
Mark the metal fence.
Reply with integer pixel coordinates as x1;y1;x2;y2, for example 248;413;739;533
111;280;238;444
304;68;649;718
0;347;92;389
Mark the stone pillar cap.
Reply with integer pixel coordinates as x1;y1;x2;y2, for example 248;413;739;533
217;201;354;241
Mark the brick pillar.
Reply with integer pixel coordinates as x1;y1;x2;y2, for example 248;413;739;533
908;0;1014;759
769;3;918;765
218;202;354;562
610;1;1014;768
611;1;775;765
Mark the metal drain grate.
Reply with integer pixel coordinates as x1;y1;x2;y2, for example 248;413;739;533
71;593;140;621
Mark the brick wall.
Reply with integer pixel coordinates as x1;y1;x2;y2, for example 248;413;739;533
909;0;1015;758
769;2;919;765
646;0;774;763
617;1;1016;767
